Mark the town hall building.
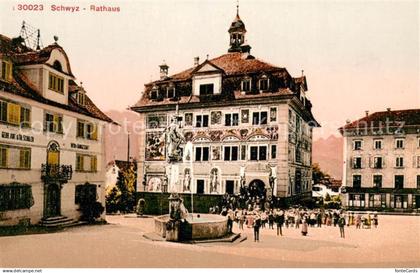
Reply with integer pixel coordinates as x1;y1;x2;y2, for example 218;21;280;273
0;31;113;226
131;9;319;207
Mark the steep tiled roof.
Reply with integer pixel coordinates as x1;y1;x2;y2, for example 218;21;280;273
149;52;283;84
341;109;420;130
0;33;112;123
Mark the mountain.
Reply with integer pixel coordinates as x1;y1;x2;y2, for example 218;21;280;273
312;135;343;180
104;110;141;164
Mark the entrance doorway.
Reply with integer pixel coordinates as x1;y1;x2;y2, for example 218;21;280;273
249;179;266;198
46;183;61;217
415;195;420;209
196;179;205;194
225;180;234;194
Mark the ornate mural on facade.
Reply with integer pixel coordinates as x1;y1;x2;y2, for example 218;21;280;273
270;107;277;122
241;109;249;123
148;176;162;192
212;146;221;160
147;114;167;129
183;168;191;192
145;132;165;161
184;113;193;126
211;111;222;125
209;168;220;193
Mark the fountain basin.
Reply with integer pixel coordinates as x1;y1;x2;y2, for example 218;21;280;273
154;213;228;240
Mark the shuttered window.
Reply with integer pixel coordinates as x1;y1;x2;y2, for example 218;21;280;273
1;60;13;82
76;154;97;172
0;145;31;169
44;112;63;133
48;72;64;93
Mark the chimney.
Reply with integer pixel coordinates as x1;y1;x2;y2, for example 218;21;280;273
159;61;169;80
365;110;369;117
194;56;199;66
387;107;391;112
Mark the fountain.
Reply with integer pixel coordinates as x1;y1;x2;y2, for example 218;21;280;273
152;106;231;242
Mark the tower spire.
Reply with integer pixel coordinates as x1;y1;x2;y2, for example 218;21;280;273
228;1;251;54
236;0;239;16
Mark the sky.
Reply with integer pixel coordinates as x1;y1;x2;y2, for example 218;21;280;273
0;0;419;139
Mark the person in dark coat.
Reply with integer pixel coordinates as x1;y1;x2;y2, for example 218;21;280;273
275;209;284;236
338;214;346;238
253;213;262;242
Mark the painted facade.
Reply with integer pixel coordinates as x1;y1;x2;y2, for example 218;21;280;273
132;11;319;202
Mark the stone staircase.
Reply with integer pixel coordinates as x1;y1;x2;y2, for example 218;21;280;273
39;216;79;228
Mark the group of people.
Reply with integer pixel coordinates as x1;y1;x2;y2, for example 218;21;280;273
218;206;379;242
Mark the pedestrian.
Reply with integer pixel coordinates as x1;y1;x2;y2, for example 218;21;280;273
317;211;322;227
275;209;284;236
261;211;267;229
373;213;378;228
338;214;346;238
301;217;308;236
295;212;301;229
227;208;234;233
239;210;245;230
253;213;262;242
268;210;275;229
355;214;362;229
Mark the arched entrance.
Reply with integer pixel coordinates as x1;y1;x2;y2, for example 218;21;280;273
46;183;61;217
248;179;266;199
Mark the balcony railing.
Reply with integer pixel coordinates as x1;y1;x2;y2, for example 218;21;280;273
41;164;73;182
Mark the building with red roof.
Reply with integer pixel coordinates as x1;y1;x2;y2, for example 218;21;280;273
0;30;113;226
131;8;319;209
339;108;420;212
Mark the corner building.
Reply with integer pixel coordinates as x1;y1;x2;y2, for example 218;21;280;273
0;33;113;226
340;109;420;212
132;12;319;207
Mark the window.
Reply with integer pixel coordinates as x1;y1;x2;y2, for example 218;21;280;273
75;183;97;205
259;77;268;91
199;84;214;96
20;107;31;128
48;72;64;93
77;120;98;140
224;146;238;161
252;111;268;125
167;87;175;98
241;78;251;92
1;60;12;82
0;145;31;169
0;100;31;127
395;156;404;168
195;147;209;162
373;175;382;188
225;113;239;126
374;139;382;150
44;113;63;134
353;175;361;188
76;154;97;172
76;92;85;106
348;193;365;207
352;157;362;169
250;146;267;161
395;175;404;189
417;175;420;189
241;145;246;160
295;144;302;163
353;140;362;150
150;86;158;100
0;183;33;212
369;194;385;208
271;145;277;159
373;157;383;169
195;115;209;128
395;138;404;149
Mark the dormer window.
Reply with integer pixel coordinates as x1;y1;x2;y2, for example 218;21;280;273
52;60;63;72
48;72;64;94
258;76;269;91
241;77;251;92
199;84;214;96
167;84;176;98
77;91;86;106
1;60;12;82
150;85;158;100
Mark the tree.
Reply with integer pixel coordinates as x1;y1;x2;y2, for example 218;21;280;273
311;163;328;184
115;164;136;213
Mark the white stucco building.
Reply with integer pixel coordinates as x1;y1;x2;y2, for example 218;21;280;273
340;109;420;212
0;33;113;226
